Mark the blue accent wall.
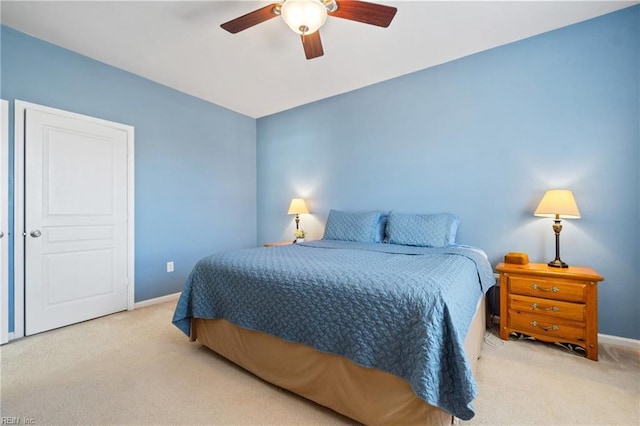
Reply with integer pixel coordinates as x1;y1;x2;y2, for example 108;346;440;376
257;7;640;339
1;26;257;332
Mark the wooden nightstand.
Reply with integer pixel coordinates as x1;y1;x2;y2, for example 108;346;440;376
263;241;294;247
496;262;604;361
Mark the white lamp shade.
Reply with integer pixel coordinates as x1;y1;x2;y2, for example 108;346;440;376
288;198;309;215
281;0;327;35
534;190;581;219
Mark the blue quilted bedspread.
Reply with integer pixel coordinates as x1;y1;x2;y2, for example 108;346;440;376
172;240;495;420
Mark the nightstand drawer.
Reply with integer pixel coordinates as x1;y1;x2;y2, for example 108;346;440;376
509;312;586;342
508;294;585;322
509;276;586;302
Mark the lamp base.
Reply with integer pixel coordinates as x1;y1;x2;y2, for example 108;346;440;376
548;258;568;268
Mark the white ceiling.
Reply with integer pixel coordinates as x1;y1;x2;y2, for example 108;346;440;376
1;1;637;118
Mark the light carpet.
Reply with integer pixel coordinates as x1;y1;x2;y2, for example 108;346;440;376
1;301;638;425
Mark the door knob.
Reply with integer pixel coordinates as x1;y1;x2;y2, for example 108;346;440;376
0;231;4;239
30;230;42;238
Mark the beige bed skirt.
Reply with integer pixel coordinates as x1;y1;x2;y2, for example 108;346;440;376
191;296;486;425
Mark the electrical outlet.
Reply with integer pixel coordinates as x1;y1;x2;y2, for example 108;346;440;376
167;261;174;273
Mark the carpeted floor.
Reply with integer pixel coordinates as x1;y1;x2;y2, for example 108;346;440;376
1;300;638;425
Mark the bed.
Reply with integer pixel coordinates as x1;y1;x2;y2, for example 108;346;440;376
172;210;495;424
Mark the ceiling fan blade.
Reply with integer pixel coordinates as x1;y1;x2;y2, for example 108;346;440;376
301;31;324;60
220;4;280;34
330;1;397;27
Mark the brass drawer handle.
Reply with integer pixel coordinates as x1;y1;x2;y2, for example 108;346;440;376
530;283;559;293
530;320;559;332
530;303;559;312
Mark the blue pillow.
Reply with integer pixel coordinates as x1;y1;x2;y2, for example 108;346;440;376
323;210;383;243
385;211;460;247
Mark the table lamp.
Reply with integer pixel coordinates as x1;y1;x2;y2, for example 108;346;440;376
287;198;309;230
534;189;581;268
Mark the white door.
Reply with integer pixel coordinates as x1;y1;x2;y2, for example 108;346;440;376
1;100;8;344
24;105;132;335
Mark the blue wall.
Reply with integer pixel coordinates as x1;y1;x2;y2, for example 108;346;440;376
257;7;640;339
1;26;257;332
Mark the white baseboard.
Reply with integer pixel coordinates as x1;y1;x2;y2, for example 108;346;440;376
598;333;640;351
133;292;181;309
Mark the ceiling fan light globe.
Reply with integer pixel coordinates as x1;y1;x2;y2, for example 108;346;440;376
281;0;328;35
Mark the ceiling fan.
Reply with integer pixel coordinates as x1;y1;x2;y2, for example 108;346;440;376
220;0;397;60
